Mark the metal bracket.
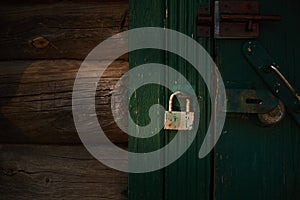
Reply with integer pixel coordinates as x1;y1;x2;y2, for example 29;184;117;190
243;41;300;126
198;1;280;38
226;89;279;114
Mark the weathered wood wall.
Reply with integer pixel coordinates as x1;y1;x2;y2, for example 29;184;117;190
0;1;128;199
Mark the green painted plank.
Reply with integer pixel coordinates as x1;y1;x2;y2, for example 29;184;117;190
164;0;212;200
129;0;213;199
128;1;166;200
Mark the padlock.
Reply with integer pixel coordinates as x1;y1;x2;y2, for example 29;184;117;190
164;91;194;130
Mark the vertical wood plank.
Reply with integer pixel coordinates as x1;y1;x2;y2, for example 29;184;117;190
164;0;212;200
128;0;166;199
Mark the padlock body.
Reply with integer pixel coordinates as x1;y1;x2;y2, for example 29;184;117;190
164;111;194;130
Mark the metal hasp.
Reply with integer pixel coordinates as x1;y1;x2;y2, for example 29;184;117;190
243;41;300;126
226;89;279;114
198;1;280;38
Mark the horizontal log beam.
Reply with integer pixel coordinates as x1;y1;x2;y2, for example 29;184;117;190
0;144;128;199
0;60;128;144
0;2;128;60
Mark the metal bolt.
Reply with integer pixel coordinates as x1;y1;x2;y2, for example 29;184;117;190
247;47;252;53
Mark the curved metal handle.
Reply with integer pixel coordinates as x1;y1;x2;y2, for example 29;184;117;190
270;65;300;102
168;91;191;112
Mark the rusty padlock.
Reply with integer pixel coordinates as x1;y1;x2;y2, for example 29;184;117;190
164;91;194;130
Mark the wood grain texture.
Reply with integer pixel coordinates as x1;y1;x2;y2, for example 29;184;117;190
0;59;128;144
0;2;128;60
0;144;128;199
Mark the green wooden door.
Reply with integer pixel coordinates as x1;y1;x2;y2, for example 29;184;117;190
214;0;300;199
129;0;300;199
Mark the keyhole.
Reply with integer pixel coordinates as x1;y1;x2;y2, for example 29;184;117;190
246;98;263;105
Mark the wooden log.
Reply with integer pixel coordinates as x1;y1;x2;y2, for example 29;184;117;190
0;60;128;144
0;2;128;60
0;144;128;199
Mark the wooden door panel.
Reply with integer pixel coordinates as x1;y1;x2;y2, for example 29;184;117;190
129;0;300;199
215;0;300;199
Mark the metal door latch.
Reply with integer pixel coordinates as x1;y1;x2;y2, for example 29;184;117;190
198;1;280;38
243;41;300;127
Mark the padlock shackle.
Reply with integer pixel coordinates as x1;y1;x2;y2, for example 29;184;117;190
186;98;191;112
168;91;191;112
168;91;181;112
